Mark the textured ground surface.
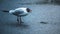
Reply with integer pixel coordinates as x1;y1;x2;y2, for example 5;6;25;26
0;0;60;34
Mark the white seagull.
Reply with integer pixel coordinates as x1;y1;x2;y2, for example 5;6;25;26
2;7;32;24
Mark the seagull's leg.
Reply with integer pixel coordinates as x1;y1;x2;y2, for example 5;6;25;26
17;16;21;24
17;16;19;22
20;16;22;24
18;16;21;24
17;17;18;22
20;16;24;24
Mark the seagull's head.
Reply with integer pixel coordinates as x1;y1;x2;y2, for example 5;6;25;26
26;8;32;12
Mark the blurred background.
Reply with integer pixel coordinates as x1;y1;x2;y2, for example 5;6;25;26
0;0;60;34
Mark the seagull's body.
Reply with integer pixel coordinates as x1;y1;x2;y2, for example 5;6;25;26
2;7;32;24
9;8;28;16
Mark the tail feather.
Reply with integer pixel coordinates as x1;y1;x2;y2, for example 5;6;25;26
2;10;9;12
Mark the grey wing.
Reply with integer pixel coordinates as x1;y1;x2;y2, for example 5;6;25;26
13;10;24;15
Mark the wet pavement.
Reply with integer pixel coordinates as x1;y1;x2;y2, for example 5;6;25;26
0;0;60;34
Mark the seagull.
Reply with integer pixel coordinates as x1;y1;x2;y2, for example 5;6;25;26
2;7;32;24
